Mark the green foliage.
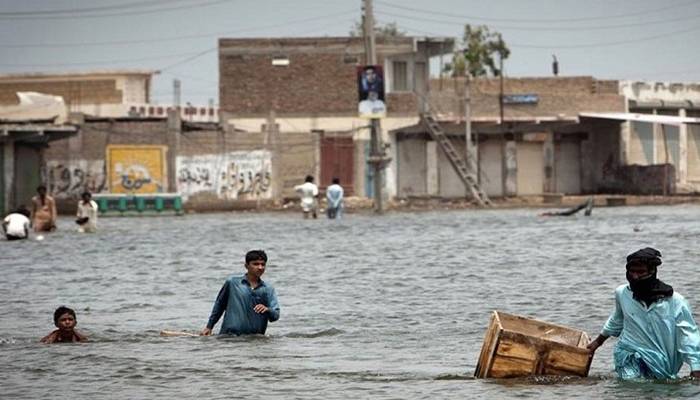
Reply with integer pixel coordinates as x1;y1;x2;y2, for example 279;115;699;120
451;24;510;77
349;21;406;38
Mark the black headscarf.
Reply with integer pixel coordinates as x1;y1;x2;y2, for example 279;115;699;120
625;247;673;306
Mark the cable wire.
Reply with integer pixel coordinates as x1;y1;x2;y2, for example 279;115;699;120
0;0;232;20
0;9;357;48
375;0;699;24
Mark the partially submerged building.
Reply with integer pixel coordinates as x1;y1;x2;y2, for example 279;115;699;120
618;81;700;193
218;36;454;199
394;76;626;198
1;118;78;215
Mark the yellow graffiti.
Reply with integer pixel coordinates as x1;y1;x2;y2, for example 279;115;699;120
106;145;167;193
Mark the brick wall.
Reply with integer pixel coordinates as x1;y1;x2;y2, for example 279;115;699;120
428;76;625;119
219;37;418;117
0;79;122;106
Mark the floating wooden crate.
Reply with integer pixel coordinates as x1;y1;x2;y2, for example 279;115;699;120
474;311;591;378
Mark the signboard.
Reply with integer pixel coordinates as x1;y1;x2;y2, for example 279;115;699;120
106;145;167;193
503;94;539;105
357;65;386;119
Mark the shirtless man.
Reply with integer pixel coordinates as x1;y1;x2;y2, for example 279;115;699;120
31;185;57;232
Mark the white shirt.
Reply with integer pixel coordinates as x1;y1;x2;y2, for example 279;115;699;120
326;184;344;209
76;200;99;232
3;213;30;237
294;182;319;212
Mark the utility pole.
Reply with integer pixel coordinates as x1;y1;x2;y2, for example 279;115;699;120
499;54;504;126
363;0;384;213
173;79;181;109
465;73;473;197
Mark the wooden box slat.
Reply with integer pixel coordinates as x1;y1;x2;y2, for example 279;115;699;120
475;311;591;378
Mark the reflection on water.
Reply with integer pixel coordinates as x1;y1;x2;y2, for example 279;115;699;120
2;205;700;399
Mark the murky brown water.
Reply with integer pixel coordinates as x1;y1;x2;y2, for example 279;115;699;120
2;205;700;399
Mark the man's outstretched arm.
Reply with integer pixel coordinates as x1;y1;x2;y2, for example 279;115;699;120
201;281;229;336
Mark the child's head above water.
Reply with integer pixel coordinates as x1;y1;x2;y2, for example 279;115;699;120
53;306;77;330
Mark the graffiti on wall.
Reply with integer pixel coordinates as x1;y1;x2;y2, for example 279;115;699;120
106;145;167;193
176;150;272;200
45;159;107;199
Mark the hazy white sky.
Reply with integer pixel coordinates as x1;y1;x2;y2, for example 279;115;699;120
0;0;698;106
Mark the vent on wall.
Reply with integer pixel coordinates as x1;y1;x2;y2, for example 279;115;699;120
272;55;289;66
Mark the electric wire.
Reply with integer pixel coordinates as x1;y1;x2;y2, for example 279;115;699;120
0;9;357;48
375;0;699;23
0;0;232;20
0;0;198;16
374;9;700;32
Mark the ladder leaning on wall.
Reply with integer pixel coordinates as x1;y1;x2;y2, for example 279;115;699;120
420;112;491;207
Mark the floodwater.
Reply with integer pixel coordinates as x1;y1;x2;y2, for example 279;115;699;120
2;205;700;399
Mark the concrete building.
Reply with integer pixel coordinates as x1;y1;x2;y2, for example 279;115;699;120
619;81;700;193
1;119;78;215
394;76;627;198
218;36;454;198
0;69;218;122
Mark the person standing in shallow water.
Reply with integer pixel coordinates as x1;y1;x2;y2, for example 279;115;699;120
30;185;57;232
326;177;344;219
294;175;319;219
76;191;98;233
201;250;280;336
587;247;700;380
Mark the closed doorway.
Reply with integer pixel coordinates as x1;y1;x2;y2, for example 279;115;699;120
321;136;355;195
516;142;544;195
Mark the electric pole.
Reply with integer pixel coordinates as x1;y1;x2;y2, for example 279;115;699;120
173;79;181;109
465;73;473;197
363;0;384;213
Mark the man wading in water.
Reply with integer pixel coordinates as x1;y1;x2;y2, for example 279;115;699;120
588;247;700;379
201;250;280;336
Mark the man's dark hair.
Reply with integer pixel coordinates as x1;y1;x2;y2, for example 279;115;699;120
304;175;314;183
81;191;92;198
15;205;30;218
332;177;340;185
37;185;47;192
53;306;76;326
245;250;268;264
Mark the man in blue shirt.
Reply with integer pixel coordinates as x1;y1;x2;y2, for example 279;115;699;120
588;247;700;380
201;250;280;336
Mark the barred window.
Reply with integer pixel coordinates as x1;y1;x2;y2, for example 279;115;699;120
392;61;408;92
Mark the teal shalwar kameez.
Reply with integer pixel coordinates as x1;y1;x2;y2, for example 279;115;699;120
601;284;700;379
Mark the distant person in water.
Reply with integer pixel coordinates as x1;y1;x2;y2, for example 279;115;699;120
326;177;344;219
31;185;57;232
294;175;319;219
201;250;280;336
40;306;88;343
2;205;31;240
587;248;700;380
76;191;98;233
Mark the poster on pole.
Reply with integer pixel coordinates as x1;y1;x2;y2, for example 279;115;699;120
357;65;386;119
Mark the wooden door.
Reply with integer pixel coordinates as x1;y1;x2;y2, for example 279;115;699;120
321;136;354;195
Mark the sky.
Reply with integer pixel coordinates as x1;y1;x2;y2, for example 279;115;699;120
0;0;698;106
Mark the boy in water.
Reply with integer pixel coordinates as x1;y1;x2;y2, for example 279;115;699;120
201;250;280;336
76;191;98;233
40;306;88;343
2;205;31;240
